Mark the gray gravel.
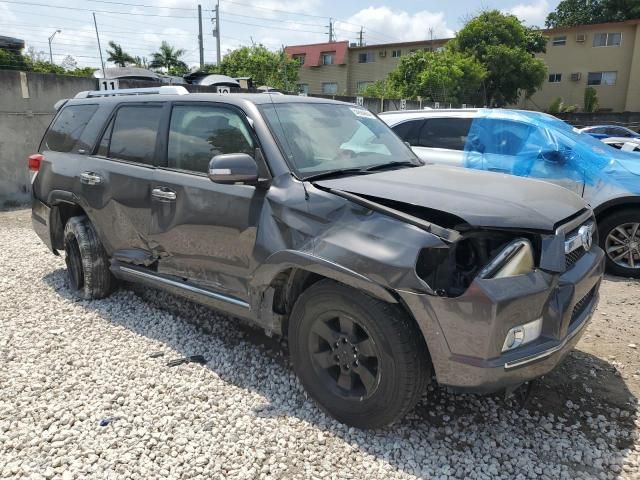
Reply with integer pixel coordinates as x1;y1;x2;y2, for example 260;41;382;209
1;209;638;480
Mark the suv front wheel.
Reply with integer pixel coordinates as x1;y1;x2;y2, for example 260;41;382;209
63;216;115;299
599;209;640;278
288;279;430;429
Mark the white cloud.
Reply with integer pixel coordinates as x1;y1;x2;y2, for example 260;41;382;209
336;6;454;44
507;0;550;26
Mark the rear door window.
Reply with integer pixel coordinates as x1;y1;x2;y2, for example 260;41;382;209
99;105;162;165
167;104;254;174
43;104;98;152
417;118;472;150
391;120;422;145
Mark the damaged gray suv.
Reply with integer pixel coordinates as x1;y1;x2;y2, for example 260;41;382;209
31;87;604;428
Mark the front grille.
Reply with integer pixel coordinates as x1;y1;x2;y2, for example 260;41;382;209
571;286;596;324
565;246;586;269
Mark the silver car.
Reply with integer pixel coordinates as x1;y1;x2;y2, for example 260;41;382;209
381;108;640;277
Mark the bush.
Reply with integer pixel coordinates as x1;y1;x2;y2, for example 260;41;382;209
584;87;599;113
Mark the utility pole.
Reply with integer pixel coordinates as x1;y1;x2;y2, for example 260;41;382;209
358;27;364;47
328;18;334;42
197;4;204;69
93;13;106;79
212;0;221;65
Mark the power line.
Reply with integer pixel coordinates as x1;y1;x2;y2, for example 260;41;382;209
0;0;199;18
85;0;195;11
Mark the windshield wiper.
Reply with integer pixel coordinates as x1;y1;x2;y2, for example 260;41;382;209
363;161;421;172
303;168;370;182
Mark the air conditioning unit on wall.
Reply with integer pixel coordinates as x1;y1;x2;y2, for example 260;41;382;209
576;33;587;43
570;72;582;81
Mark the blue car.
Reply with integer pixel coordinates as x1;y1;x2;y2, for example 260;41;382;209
579;125;640;140
382;108;640;278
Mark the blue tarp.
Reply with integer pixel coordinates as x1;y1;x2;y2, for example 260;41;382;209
462;109;640;192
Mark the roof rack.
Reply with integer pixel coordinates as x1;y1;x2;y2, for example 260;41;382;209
74;85;189;99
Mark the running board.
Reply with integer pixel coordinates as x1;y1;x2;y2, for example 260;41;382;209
111;263;251;314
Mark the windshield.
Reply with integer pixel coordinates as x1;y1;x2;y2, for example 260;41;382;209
259;102;420;178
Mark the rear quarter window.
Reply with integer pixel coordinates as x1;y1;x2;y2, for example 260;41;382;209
42;104;98;152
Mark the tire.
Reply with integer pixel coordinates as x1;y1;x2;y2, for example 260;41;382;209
63;215;115;299
598;209;640;278
288;279;430;429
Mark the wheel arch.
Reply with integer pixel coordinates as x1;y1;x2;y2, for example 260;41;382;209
594;197;640;227
47;190;87;251
251;250;402;337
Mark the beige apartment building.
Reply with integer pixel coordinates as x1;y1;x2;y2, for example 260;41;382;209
285;19;640;112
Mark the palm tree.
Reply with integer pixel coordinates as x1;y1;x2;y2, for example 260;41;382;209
106;41;135;67
149;41;188;73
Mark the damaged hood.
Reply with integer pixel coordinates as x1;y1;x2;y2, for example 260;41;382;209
314;165;587;231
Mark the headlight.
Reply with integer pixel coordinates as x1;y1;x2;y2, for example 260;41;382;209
502;318;543;352
479;239;534;279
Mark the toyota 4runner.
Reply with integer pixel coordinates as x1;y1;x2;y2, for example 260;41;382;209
31;87;604;428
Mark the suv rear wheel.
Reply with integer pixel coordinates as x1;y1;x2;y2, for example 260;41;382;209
288;279;430;428
599;209;640;278
63;216;115;299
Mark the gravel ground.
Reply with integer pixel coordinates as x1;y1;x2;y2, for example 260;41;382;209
1;208;639;480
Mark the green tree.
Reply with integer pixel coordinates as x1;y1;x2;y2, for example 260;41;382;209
28;60;66;74
360;79;401;98
452;10;547;106
66;67;97;77
219;45;298;91
0;48;29;70
149;41;188;74
546;0;640;28
386;50;486;103
106;41;136;67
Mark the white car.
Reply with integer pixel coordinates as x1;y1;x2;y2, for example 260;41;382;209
601;137;640;153
380;108;640;277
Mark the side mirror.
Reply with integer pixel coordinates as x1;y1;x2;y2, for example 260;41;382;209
541;150;566;164
208;153;259;185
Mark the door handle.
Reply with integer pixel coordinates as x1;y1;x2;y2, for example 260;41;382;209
80;171;103;185
151;187;177;201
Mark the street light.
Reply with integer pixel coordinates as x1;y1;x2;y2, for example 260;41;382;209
48;29;61;64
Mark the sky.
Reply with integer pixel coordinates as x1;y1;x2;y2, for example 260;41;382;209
0;0;562;70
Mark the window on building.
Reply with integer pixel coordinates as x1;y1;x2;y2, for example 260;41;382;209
391;49;401;58
100;105;162;165
321;52;335;65
548;73;562;83
297;84;309;94
292;54;305;65
357;81;373;93
167;105;254;174
409;49;417;54
321;82;338;94
43;104;98;153
357;52;375;63
552;36;567;46
593;32;622;47
587;71;617;85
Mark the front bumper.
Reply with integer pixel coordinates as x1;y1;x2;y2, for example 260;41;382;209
400;245;605;393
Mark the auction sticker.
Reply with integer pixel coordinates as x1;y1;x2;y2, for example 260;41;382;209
350;107;375;118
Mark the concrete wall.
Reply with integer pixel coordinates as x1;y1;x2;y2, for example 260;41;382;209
0;70;96;206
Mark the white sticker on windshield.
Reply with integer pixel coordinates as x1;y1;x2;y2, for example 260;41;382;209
350;107;375;118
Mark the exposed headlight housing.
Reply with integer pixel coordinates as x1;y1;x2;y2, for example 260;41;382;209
502;318;543;352
479;239;534;279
